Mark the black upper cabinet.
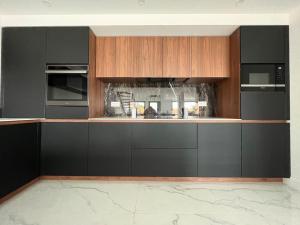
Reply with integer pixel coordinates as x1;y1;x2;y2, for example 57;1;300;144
41;122;88;176
0;123;40;198
241;92;288;120
2;27;46;118
242;124;290;178
88;124;131;176
46;27;89;64
198;124;241;177
241;26;289;63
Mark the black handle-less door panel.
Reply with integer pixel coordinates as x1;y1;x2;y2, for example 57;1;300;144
46;27;89;64
88;124;131;176
241;26;288;63
242;124;290;178
198;124;241;177
0;123;39;198
241;92;287;120
132;148;197;177
41;123;88;176
132;124;197;149
2;27;46;118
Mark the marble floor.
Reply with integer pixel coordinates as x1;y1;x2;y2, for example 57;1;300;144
0;180;300;225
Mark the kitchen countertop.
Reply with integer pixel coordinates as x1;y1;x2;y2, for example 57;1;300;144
0;118;290;124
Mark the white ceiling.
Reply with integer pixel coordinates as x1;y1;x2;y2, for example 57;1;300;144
0;0;299;15
91;25;239;36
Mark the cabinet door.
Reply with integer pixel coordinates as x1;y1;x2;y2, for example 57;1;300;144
241;26;288;63
241;92;288;120
198;124;241;177
163;37;190;77
96;37;116;77
88;124;131;176
41;123;88;176
116;37;163;77
0;123;39;198
132;148;197;177
242;124;290;178
191;37;230;77
46;27;89;64
132;124;197;149
2;27;46;118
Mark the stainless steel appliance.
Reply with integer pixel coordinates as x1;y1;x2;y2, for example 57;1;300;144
46;65;88;106
241;64;285;91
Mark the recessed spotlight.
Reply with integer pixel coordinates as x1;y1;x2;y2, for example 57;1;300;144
235;0;245;5
42;0;53;7
138;0;146;6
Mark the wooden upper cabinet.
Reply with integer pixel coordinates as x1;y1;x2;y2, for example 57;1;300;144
191;37;230;77
96;37;116;77
116;37;163;77
163;37;191;77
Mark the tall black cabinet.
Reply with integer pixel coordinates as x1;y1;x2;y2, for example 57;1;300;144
1;27;46;118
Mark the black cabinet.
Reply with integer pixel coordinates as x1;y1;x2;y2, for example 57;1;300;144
46;27;89;64
41;122;88;176
241;92;288;120
242;124;290;178
198;124;241;177
0;123;40;198
132;148;197;177
1;27;46;118
241;26;289;63
88;124;131;176
132;124;197;149
131;124;198;177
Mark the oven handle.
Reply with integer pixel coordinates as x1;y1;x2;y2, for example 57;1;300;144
241;84;286;87
45;70;88;74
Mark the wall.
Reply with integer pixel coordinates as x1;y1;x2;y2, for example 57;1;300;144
285;7;300;190
0;16;2;108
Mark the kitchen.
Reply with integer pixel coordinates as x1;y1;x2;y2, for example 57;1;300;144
0;1;299;224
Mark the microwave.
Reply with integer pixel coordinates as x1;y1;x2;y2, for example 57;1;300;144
241;64;285;91
46;65;89;106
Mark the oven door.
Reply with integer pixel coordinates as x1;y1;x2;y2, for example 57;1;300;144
241;64;277;91
46;73;88;106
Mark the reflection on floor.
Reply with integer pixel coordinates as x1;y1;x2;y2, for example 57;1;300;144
0;180;300;225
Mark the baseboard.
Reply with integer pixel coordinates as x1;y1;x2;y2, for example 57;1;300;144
0;177;40;205
40;176;283;183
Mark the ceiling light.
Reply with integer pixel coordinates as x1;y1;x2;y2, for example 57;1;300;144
42;0;53;7
138;0;146;6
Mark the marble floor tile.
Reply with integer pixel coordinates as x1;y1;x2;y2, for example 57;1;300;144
0;180;300;225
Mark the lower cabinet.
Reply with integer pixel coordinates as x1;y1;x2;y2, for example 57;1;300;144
0;123;40;198
198;124;241;177
41;123;88;176
88;124;131;176
132;148;197;177
242;124;290;178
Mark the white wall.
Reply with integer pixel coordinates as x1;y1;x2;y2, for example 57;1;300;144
285;7;300;190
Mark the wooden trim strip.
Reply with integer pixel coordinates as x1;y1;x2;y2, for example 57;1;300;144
0;120;41;126
0;178;40;205
40;176;283;183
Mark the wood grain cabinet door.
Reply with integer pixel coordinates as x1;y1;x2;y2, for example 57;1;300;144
191;37;230;77
162;37;191;77
96;37;116;77
116;37;163;77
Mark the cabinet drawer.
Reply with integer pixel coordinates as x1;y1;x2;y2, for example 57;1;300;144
132;124;197;149
132;148;197;177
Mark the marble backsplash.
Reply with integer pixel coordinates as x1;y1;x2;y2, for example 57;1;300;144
103;81;217;118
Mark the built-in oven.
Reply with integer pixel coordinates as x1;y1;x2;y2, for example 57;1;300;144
46;65;88;106
241;64;285;91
